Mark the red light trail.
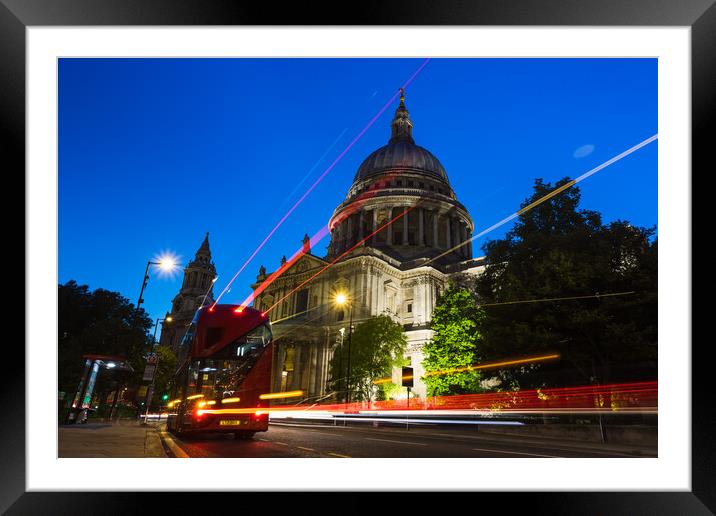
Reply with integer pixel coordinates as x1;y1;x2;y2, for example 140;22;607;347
265;380;658;415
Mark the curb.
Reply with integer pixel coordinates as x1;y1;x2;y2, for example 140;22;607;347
158;430;190;458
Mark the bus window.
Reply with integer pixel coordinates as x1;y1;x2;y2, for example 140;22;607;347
193;323;272;400
186;360;200;396
176;322;197;368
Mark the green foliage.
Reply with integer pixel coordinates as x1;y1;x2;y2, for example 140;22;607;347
150;345;177;406
58;280;153;396
473;178;657;388
422;287;484;396
328;315;407;402
375;381;404;401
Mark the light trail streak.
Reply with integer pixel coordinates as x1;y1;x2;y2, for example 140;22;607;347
478;291;636;308
265;202;421;314
263;380;657;415
271;304;334;344
270;304;325;325
424;134;658;266
238;226;331;310
278;127;349;210
373;353;561;385
212;58;432;308
259;390;305;400
268;412;526;426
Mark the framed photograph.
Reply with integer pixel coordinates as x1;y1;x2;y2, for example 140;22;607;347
6;0;711;512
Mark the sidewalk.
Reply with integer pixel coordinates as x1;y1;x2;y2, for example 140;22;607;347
58;420;167;458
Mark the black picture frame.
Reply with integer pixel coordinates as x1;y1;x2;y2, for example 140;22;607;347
4;0;711;513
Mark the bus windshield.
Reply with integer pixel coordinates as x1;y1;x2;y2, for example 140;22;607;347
187;322;272;401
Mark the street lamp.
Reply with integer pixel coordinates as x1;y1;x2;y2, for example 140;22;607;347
334;292;354;404
136;255;180;310
152;315;173;347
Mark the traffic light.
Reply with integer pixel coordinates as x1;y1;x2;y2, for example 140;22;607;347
162;393;169;401
402;366;414;388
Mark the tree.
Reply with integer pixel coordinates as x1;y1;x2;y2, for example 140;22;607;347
422;286;484;396
473;178;657;389
327;315;407;402
58;280;153;397
149;345;177;406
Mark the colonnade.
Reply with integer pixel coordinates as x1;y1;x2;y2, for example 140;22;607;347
331;206;472;259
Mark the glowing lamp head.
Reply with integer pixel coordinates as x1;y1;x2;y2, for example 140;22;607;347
105;362;116;369
335;293;347;305
158;257;177;271
152;251;181;278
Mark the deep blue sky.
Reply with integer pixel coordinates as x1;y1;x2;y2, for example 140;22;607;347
59;58;657;326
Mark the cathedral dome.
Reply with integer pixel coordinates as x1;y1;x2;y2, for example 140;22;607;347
353;141;449;183
328;89;474;267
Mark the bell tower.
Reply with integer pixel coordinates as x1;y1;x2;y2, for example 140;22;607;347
159;233;217;352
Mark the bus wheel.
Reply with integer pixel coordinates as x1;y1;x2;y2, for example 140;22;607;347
234;431;255;440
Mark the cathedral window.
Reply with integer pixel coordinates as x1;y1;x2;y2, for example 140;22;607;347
397;180;402;186
337;310;345;322
407;303;413;313
295;289;309;315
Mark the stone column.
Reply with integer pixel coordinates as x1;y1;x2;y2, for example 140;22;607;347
308;343;318;396
292;345;303;391
433;211;439;248
273;343;284;392
402;207;409;245
357;210;364;241
372;270;380;316
346;216;353;249
461;225;468;257
386;208;393;245
445;216;451;248
371;210;377;244
418;208;424;245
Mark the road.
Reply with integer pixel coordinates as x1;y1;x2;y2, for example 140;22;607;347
162;421;656;458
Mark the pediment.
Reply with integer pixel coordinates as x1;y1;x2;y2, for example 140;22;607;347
285;253;327;274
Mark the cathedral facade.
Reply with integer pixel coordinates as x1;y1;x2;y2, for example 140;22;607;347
251;91;484;399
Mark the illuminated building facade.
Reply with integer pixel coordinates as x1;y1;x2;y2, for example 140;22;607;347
252;91;484;399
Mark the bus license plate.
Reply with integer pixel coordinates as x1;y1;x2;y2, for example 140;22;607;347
219;420;245;426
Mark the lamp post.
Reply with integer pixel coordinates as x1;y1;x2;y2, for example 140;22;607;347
334;293;354;405
143;316;172;424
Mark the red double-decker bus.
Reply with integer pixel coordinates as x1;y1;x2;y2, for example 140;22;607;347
166;304;273;439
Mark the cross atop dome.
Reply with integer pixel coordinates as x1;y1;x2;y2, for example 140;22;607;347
390;88;414;144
